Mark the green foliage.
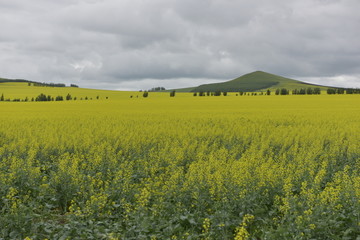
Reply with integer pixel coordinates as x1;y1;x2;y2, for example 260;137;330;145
214;91;221;96
149;87;166;92
35;93;48;101
55;96;63;101
280;88;289;95
66;93;72;101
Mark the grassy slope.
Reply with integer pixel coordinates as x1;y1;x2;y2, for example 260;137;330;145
176;71;330;92
168;87;196;92
0;82;200;100
0;82;137;100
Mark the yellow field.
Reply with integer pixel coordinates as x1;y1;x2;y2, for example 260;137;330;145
0;83;359;239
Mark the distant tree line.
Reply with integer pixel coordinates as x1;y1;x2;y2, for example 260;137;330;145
0;79;80;88
327;88;360;94
289;88;321;95
0;93;107;102
30;82;66;87
148;87;166;92
193;91;228;96
28;82;79;87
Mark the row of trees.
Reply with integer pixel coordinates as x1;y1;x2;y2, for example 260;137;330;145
327;88;360;94
193;91;228;96
191;87;360;96
292;88;321;95
0;93;107;102
34;93;104;101
28;82;79;88
148;87;166;92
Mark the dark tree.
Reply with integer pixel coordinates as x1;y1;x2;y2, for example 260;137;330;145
35;93;48;101
96;96;99;100
336;88;345;94
193;92;197;96
143;91;149;98
214;91;221;96
0;93;4;101
66;93;72;101
223;92;227;96
266;89;271;95
55;96;63;101
170;90;176;97
280;88;289;95
275;89;280;95
314;88;321;94
327;89;336;94
306;88;313;95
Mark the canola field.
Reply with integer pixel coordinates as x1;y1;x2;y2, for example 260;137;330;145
0;85;360;239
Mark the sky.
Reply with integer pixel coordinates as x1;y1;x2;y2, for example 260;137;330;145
1;0;360;90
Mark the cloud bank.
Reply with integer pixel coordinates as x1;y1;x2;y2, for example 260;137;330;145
1;0;359;90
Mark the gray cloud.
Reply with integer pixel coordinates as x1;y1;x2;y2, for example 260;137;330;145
1;0;360;90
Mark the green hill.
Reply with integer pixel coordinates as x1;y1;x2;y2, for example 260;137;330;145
0;80;134;101
176;71;330;92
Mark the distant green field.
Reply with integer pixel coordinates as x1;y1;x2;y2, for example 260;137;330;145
0;82;140;100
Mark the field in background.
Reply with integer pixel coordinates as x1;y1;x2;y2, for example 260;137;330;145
0;84;359;239
0;82;135;100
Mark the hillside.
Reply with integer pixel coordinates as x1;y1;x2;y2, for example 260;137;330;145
175;71;330;92
0;81;135;101
0;77;31;83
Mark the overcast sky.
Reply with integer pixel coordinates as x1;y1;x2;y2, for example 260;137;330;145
1;0;360;90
